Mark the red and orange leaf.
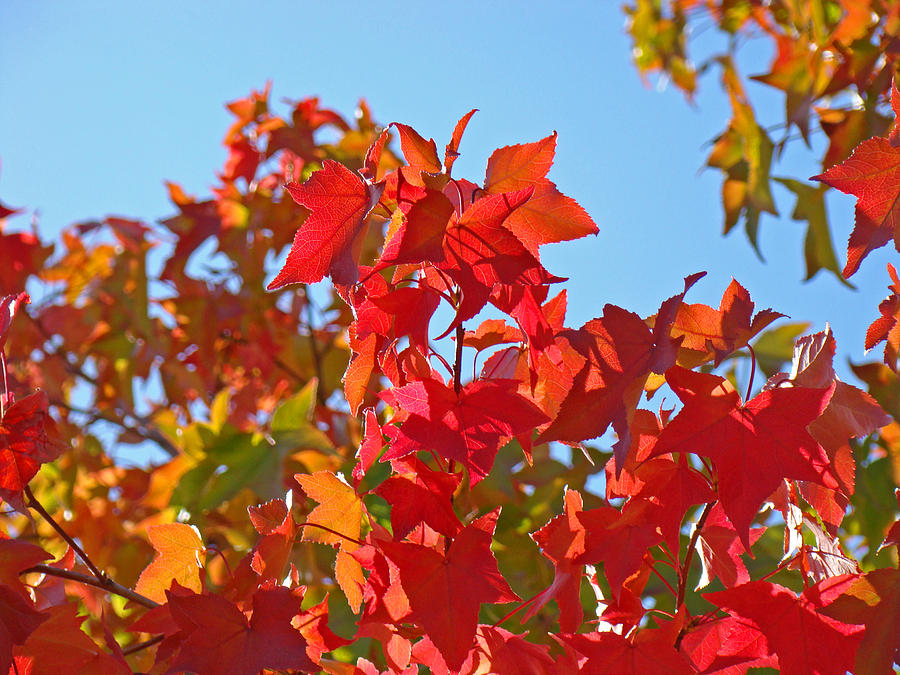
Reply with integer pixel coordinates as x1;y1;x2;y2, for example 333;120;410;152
135;523;205;604
165;585;316;675
484;132;597;251
671;278;783;365
267;160;384;289
526;488;587;632
444;109;477;175
865;263;900;370
391;123;441;176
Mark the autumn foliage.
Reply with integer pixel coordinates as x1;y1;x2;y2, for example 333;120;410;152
1;4;900;673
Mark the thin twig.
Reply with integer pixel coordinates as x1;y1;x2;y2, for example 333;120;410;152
122;634;165;656
25;486;106;583
676;501;716;610
453;325;464;395
20;564;159;610
297;521;364;547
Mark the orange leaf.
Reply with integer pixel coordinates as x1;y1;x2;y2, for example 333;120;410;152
135;523;205;603
295;471;362;551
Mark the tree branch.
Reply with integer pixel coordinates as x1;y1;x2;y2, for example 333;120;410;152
21;563;159;610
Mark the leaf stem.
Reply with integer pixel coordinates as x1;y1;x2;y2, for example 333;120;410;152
745;344;756;402
676;500;716;610
649;563;678;597
491;592;540;627
25;486;106;583
1;351;8;418
20;563;159;610
453;324;464;395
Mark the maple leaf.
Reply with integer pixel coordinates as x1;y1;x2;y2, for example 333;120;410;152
0;585;46;675
649;366;835;547
379;509;519;671
376;458;462;540
483;132;598;253
866;263;900;370
812;79;900;277
135;523;205;604
382;377;549;483
295;470;362;550
246;498;297;583
0;292;28;352
706;577;863;675
536;274;702;471
576;499;664;600
165;585;317;675
670;278;783;366
14;603;129;675
556;626;694;675
0;229;51;294
694;502;764;590
820;568;900;675
267;159;384;289
526;488;587;632
444;109;477;175
0;391;64;495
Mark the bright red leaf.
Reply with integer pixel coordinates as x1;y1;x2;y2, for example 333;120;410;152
378;510;519;671
650;366;835;547
706;578;863;675
0;391;64;495
382;377;549;483
813;79;900;277
267;159;384;289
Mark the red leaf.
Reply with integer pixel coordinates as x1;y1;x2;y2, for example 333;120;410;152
650;366;835;547
267;160;384;289
165;586;316;675
813;79;900;277
526;488;587;632
383;377;549;483
444;110;477;175
376;458;462;540
0;392;64;495
379;510;519;671
706;578;863;675
391;123;442;175
0;293;28;352
556;627;693;675
15;603;129;675
0;586;46;674
821;568;900;675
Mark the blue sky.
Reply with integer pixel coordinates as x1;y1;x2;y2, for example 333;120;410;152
1;1;893;383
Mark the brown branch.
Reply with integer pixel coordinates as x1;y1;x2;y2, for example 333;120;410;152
122;634;165;656
20;564;159;610
453;324;464;395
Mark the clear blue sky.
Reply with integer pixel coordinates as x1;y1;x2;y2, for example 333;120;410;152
1;1;892;383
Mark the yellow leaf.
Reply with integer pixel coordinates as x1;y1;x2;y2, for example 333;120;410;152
135;523;205;603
